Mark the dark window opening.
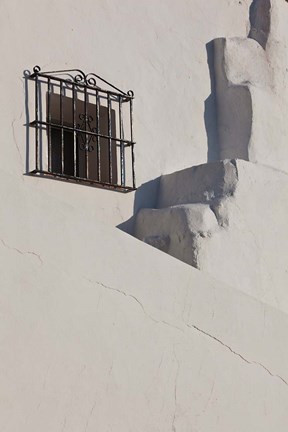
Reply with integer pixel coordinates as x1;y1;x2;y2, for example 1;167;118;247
48;94;118;183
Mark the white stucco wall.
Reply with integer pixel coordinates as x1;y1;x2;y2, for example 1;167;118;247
1;0;253;190
1;0;288;430
1;195;288;431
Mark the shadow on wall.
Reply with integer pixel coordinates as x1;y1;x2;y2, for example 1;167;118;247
248;0;271;49
119;40;221;235
117;176;160;235
204;40;219;163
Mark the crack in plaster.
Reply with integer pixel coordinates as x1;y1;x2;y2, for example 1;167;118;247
187;323;288;388
202;380;215;415
11;118;24;170
61;417;67;432
83;400;97;432
0;239;43;265
86;279;183;333
157;352;164;370
172;347;180;432
87;279;158;324
115;203;125;222
87;279;287;390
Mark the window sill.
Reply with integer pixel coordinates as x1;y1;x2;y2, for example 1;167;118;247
28;170;136;193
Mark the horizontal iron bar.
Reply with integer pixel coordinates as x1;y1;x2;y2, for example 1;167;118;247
28;73;133;100
43;69;128;96
31;66;131;96
29;170;136;192
29;120;136;147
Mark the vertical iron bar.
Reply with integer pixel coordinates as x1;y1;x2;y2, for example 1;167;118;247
131;144;136;189
47;78;51;172
35;74;39;171
60;81;64;174
84;86;89;179
130;97;135;189
107;93;112;184
72;83;77;176
96;90;100;181
119;95;125;186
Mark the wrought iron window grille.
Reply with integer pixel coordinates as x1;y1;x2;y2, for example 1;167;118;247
27;65;136;192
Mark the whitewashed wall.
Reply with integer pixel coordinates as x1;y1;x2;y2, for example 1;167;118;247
1;197;288;432
1;0;253;189
1;0;288;430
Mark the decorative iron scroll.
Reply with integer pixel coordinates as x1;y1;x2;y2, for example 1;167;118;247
77;114;96;152
30;65;134;98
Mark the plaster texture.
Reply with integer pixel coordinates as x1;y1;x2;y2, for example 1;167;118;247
1;0;288;430
135;159;288;313
135;0;288;312
214;0;288;172
0;0;254;189
1;190;288;431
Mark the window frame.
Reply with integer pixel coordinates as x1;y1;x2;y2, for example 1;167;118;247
27;65;136;192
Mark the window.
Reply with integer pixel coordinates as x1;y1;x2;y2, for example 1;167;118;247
27;66;135;191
